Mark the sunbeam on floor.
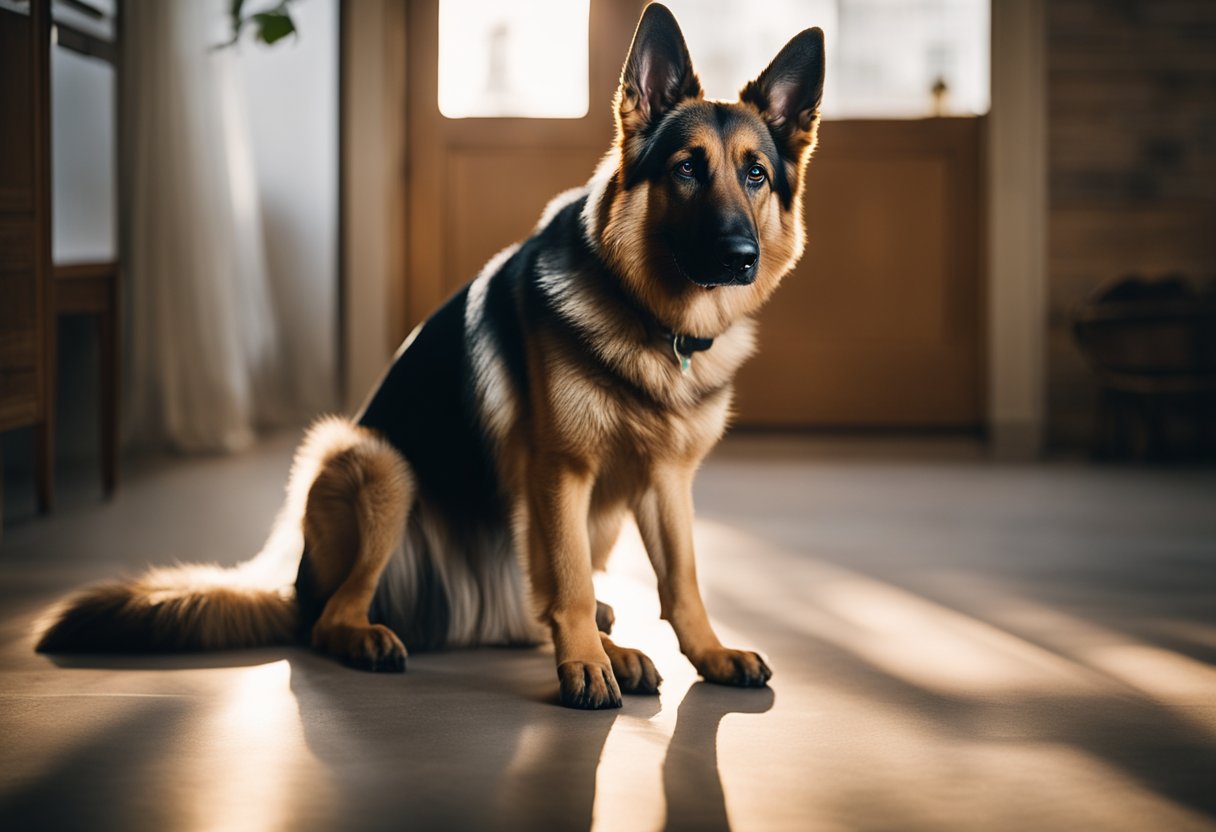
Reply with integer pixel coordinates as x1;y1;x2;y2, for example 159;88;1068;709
1;433;1215;831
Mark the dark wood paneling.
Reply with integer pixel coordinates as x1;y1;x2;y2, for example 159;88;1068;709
0;11;35;215
1;4;50;433
0;1;54;513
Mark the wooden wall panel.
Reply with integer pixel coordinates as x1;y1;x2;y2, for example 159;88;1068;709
0;13;34;215
1047;0;1216;446
0;4;50;438
0;222;39;426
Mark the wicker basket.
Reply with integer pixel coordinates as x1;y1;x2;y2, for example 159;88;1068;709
1071;276;1216;459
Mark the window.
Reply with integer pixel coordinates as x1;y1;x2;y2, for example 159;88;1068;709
51;0;118;263
664;0;989;118
438;0;590;119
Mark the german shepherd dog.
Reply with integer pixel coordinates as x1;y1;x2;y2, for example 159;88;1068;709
36;4;825;710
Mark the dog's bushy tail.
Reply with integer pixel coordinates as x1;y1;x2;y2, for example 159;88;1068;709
34;565;299;653
34;416;364;655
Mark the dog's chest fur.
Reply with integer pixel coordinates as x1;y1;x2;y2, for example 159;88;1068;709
498;192;756;471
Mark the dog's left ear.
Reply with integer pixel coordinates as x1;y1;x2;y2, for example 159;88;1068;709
741;27;825;158
616;3;702;143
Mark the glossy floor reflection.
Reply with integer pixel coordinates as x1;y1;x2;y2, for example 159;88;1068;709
1;434;1215;831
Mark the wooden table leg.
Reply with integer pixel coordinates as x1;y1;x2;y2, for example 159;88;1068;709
35;419;53;513
98;303;119;496
52;262;121;501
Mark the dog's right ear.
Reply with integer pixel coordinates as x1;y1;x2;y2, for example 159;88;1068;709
740;27;825;160
615;3;702;144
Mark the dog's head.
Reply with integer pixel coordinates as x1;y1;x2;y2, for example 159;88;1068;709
586;3;824;338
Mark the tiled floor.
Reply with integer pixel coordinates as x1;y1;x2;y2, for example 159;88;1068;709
1;433;1215;831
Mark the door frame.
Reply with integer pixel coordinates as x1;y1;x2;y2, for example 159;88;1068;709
987;0;1047;457
339;0;408;409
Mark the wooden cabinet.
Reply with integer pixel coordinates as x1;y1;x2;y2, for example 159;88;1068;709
0;0;53;511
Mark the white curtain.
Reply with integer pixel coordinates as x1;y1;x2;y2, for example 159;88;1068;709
124;0;294;453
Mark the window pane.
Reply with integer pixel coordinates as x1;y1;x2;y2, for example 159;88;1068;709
52;46;116;263
664;0;989;119
438;0;589;119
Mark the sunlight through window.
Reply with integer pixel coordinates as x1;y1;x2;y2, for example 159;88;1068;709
438;0;590;119
185;660;332;831
665;0;989;118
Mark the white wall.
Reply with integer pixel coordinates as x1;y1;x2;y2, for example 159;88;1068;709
233;0;339;416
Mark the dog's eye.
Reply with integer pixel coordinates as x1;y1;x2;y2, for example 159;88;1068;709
746;165;766;185
674;160;696;179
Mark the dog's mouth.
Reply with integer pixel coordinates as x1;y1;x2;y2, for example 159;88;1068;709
671;252;715;290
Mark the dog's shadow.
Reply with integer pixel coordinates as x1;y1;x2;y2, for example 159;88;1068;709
662;682;775;832
284;650;773;831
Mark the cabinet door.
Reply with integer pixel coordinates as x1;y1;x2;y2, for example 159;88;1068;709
735;118;984;428
0;1;51;432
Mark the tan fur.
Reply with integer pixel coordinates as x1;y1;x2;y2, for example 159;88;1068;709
302;423;413;670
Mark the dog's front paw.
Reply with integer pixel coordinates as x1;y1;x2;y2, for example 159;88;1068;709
603;641;662;694
313;622;408;673
557;661;623;709
695;648;772;688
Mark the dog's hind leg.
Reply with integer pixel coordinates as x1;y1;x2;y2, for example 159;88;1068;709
595;600;615;635
301;423;413;672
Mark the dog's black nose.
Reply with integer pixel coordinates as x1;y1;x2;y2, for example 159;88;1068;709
718;236;759;280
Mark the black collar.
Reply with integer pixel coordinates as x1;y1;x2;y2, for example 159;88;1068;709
574;234;716;371
666;331;714;372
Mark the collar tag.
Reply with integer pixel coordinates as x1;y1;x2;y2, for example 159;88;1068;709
673;340;692;373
